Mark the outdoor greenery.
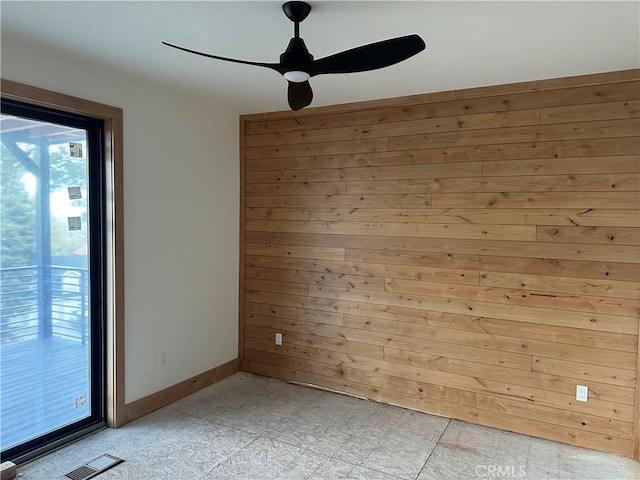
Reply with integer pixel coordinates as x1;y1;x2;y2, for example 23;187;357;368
1;143;35;268
0;140;87;268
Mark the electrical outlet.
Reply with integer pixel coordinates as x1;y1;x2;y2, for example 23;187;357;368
576;385;588;402
275;332;283;346
159;352;167;368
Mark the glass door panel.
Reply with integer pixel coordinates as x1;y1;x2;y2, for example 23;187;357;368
0;101;104;461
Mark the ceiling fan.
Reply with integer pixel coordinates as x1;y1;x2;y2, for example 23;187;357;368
162;1;426;111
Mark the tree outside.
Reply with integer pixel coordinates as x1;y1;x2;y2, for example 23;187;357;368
1;142;36;268
1;140;88;268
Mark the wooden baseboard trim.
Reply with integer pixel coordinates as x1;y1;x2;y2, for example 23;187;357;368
124;358;239;423
0;462;16;480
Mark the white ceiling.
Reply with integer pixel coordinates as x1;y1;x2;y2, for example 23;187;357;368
2;1;639;114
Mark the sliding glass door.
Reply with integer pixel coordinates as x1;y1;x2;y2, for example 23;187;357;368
0;99;106;462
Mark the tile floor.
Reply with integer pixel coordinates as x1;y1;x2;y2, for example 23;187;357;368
16;373;640;480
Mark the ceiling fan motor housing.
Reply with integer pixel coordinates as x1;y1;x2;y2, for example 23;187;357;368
280;37;314;67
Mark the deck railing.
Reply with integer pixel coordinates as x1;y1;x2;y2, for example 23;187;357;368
0;265;89;344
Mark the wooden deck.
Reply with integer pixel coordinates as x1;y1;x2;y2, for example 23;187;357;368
0;337;90;451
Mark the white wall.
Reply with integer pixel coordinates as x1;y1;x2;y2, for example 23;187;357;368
1;36;240;403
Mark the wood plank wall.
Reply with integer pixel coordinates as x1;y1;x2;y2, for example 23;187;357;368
239;70;640;458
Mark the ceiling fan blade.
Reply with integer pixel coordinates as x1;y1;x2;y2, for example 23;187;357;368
307;34;425;76
162;41;280;71
288;81;313;111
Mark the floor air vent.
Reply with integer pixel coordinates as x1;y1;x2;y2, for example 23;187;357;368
64;454;123;480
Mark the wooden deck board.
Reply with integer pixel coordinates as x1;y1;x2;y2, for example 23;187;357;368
0;337;90;451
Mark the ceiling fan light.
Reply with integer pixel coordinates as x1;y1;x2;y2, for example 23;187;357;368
284;70;310;82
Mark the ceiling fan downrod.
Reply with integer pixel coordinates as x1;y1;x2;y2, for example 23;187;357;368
282;1;312;38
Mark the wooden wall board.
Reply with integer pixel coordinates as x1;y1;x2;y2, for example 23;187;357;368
304;208;640;227
304;137;640;169
245;232;639;263
239;70;640;459
387;119;640;152
240;70;640;121
244;82;640;135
